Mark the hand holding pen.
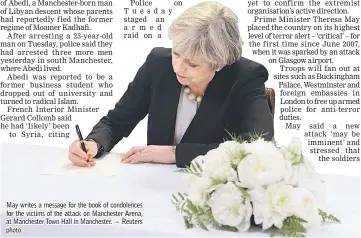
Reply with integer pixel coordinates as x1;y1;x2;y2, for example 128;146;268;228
68;124;97;167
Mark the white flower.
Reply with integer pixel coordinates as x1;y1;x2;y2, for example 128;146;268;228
291;188;322;229
280;137;303;164
182;173;197;185
201;147;238;182
237;139;289;188
286;156;316;186
207;182;252;231
249;183;294;229
297;174;325;207
186;174;214;207
280;138;318;186
219;141;247;166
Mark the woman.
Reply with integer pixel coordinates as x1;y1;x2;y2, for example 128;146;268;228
68;1;274;168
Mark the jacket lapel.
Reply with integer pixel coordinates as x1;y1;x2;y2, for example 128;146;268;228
152;70;181;145
181;66;236;143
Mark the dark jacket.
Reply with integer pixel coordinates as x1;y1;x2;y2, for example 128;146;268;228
86;47;274;167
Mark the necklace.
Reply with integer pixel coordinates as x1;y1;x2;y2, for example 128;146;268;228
184;86;203;102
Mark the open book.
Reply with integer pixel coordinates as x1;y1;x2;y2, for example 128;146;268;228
42;152;124;177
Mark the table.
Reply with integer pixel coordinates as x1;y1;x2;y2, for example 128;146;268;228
1;142;360;237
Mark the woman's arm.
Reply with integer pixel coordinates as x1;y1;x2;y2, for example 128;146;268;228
85;51;155;154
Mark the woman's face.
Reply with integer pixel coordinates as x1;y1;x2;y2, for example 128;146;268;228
171;49;215;87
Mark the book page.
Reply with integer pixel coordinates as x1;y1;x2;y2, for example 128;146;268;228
42;152;123;176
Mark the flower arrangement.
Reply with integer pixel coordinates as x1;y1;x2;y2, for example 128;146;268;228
171;136;340;237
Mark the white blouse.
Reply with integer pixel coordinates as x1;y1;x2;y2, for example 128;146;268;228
173;86;200;144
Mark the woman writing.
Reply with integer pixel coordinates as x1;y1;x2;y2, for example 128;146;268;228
68;1;274;168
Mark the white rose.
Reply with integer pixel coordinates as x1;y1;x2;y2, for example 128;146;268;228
297;174;325;207
186;175;214;207
208;182;252;231
280;137;303;164
219;141;247;166
291;188;322;229
237;139;288;188
286;157;316;186
249;183;294;229
202;147;238;182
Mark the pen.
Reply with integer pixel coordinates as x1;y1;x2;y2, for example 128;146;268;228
75;124;89;164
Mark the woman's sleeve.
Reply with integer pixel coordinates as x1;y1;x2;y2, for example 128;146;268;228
85;51;155;154
175;64;274;168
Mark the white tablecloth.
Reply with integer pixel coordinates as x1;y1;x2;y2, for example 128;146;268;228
0;142;360;237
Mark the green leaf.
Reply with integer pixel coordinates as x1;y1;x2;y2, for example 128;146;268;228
190;163;196;173
228;149;251;166
179;199;240;233
171;192;190;214
183;209;192;216
183;201;210;230
193;215;209;231
318;209;341;223
295;217;307;224
180;200;187;212
175;168;189;173
291;153;304;166
183;216;194;229
194;161;203;173
248;130;271;143
224;129;271;144
172;194;179;203
184;164;201;176
225;129;245;144
186;202;198;214
196;205;204;213
211;178;226;186
270;216;308;237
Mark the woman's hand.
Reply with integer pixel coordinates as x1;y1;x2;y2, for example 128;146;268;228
121;145;175;164
68;140;97;167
